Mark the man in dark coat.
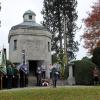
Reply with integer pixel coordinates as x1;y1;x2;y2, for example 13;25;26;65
51;67;59;88
19;64;28;87
36;66;42;86
7;64;13;89
12;64;19;88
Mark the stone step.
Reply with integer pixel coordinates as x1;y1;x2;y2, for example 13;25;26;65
28;76;37;86
56;80;67;86
28;76;67;86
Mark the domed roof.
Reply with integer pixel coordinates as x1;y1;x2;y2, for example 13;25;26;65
11;10;46;30
11;21;46;30
23;10;36;17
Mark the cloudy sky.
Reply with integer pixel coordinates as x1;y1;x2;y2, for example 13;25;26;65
0;0;94;59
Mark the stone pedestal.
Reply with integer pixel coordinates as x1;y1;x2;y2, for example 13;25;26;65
67;64;75;85
46;65;50;79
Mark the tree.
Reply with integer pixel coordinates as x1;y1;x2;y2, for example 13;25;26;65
82;0;100;54
41;0;78;63
92;47;100;68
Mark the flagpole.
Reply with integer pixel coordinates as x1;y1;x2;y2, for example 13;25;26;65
22;50;25;65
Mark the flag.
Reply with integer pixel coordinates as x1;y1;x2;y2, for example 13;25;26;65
17;63;23;70
17;63;28;74
17;50;28;74
20;64;28;74
0;48;7;75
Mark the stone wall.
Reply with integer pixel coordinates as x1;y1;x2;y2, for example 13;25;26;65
9;28;51;65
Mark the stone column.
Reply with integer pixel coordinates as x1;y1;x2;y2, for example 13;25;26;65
46;66;50;79
67;64;75;85
44;61;50;79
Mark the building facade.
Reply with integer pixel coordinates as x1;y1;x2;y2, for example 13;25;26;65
8;10;52;79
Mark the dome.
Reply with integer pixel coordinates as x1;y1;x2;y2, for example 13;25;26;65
23;10;36;17
11;10;46;30
23;10;36;22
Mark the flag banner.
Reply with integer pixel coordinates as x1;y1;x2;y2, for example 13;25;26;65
0;49;7;75
20;64;29;74
17;63;29;74
17;63;23;70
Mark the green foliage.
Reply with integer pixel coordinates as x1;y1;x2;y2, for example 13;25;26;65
58;50;66;65
74;59;96;85
52;54;58;64
57;49;68;79
42;0;79;61
82;56;92;61
52;49;68;79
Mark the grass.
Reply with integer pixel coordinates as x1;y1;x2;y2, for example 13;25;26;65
0;86;100;100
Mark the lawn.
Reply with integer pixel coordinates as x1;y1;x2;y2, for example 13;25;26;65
0;86;100;100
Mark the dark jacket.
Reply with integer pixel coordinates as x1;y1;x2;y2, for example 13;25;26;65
7;65;13;76
51;68;59;80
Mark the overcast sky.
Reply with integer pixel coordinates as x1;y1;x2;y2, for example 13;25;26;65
0;0;94;59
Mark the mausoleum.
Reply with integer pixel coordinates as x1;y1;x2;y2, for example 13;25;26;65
8;10;52;79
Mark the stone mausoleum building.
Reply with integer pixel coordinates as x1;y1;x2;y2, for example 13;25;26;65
8;10;52;80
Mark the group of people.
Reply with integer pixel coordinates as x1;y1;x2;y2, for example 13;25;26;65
36;63;60;88
0;63;61;89
0;64;28;89
36;65;46;86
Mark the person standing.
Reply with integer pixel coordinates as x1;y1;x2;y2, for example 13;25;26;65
51;67;59;88
49;64;53;79
41;64;46;79
36;66;42;86
7;64;13;89
19;69;25;87
12;64;19;88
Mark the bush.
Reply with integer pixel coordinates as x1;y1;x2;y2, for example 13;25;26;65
74;59;96;85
